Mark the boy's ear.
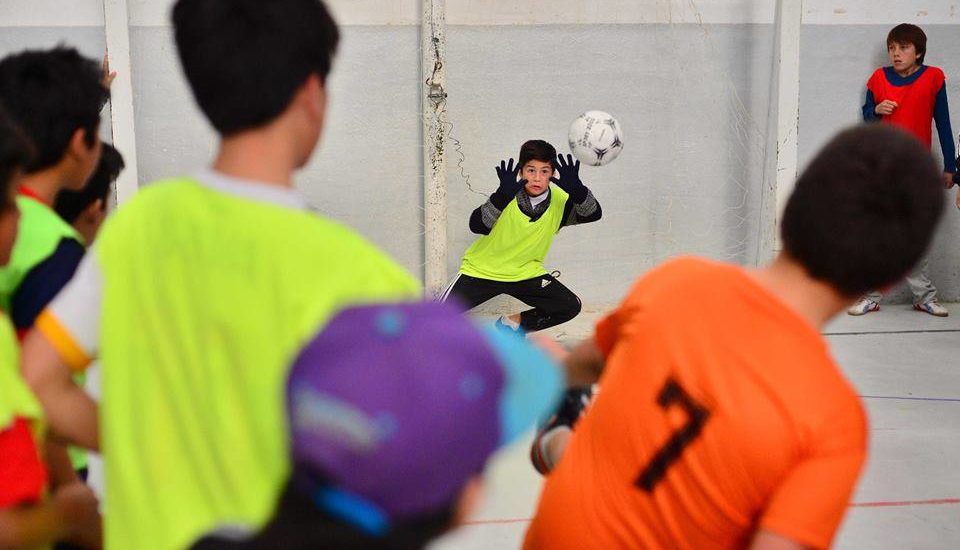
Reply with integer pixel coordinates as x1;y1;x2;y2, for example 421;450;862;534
80;198;105;224
67;128;96;160
90;198;105;215
298;73;326;120
67;129;86;160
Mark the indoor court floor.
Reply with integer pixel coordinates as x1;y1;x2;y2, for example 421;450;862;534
433;304;960;549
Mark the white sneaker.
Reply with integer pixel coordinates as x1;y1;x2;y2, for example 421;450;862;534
847;298;880;316
915;301;949;317
494;316;524;336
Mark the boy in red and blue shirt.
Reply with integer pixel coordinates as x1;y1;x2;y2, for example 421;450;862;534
852;23;956;317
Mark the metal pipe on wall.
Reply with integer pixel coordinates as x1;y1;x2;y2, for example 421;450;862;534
103;0;140;205
422;0;448;298
764;0;803;258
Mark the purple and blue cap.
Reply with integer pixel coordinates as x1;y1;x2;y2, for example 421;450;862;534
285;301;564;535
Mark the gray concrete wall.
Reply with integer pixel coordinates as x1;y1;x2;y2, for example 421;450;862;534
128;26;425;272
128;21;776;308
800;25;960;303
443;24;773;307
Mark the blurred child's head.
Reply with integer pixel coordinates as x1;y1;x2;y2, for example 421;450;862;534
54;143;124;244
172;0;339;168
0;46;105;191
0;110;32;266
281;301;563;548
781;124;943;299
518;140;557;197
887;23;926;70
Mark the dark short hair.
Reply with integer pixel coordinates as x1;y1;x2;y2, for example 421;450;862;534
887;23;927;64
0;108;33;210
781;124;943;297
172;0;340;136
0;46;106;173
518;140;557;170
205;478;455;550
54;143;124;224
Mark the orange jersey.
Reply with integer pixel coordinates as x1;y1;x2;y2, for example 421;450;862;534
525;258;867;550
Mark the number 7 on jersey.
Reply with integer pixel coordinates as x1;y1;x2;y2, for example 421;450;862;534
636;377;711;492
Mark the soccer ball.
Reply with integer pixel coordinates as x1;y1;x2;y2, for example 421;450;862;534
568;111;623;167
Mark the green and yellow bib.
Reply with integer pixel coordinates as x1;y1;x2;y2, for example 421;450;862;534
460;187;569;282
94;178;419;550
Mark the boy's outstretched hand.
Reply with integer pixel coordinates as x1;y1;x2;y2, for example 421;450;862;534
943;172;955;189
551;154;588;203
874;99;898;115
491;158;525;209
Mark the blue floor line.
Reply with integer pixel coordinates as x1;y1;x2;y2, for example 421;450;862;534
826;329;960;336
860;394;960;403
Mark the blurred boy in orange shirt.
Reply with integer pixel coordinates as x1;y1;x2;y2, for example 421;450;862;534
525;125;945;550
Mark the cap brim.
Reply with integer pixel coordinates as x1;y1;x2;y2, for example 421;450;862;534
479;327;565;446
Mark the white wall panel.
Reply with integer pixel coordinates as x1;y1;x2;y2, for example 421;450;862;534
0;0;102;26
804;1;960;25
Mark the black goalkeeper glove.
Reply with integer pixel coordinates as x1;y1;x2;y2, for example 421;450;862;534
550;154;588;203
491;158;526;210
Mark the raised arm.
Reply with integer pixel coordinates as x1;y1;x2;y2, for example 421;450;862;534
469;158;525;234
552;154;602;228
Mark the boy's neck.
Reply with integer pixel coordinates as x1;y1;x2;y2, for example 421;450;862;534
894;63;922;78
213;129;298;188
18;169;68;205
747;253;850;330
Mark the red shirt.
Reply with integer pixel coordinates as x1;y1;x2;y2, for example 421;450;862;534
867;66;945;147
0;417;48;508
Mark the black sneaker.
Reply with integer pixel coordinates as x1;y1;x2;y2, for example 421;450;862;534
530;385;596;475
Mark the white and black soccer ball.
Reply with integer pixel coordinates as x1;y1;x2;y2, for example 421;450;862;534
568;111;623;167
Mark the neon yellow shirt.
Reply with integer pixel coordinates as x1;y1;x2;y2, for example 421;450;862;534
39;175;419;550
0;195;82;313
460;187;569;282
0;313;40;433
0;195;86;470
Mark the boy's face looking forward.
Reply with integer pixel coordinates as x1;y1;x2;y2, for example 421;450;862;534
888;41;920;75
522;160;554;197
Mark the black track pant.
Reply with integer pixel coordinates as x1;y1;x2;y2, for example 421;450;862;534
441;273;582;333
